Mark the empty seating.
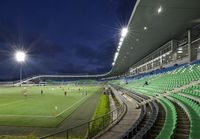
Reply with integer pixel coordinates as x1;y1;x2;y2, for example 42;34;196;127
171;94;200;139
112;63;200;139
156;97;177;139
181;86;200;98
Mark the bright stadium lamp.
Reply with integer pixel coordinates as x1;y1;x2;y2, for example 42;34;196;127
15;50;26;86
15;51;26;62
157;6;162;14
121;27;128;38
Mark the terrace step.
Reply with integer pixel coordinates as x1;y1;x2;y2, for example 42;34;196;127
146;102;165;138
172;102;190;138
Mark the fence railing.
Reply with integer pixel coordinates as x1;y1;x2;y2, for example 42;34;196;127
38;102;126;139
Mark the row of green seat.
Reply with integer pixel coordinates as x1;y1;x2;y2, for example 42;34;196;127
112;64;200;139
123;64;200;94
171;94;200;139
181;85;200;98
156;97;177;139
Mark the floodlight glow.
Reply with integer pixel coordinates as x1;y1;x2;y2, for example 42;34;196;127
158;6;162;14
178;47;183;50
115;52;119;57
121;27;128;37
144;26;147;30
120;38;124;42
114;55;117;60
15;51;26;62
119;41;122;46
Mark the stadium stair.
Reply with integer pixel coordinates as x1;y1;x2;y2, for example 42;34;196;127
147;102;165;139
131;101;159;139
118;89;160;139
172;101;190;139
97;86;141;139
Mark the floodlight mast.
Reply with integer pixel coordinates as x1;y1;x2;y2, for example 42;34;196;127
15;51;26;86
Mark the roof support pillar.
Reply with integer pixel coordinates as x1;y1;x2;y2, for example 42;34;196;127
159;51;163;68
171;40;178;63
188;29;197;62
160;57;163;68
145;64;147;72
188;29;192;62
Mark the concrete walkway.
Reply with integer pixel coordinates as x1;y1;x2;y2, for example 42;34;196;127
97;89;141;139
109;94;118;121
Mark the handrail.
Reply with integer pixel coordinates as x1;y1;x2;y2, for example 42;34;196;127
38;102;126;139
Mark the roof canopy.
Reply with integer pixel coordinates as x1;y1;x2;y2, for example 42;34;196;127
109;0;200;76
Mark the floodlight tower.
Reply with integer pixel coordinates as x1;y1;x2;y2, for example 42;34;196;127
15;51;26;86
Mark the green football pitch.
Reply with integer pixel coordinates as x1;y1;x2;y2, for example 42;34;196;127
0;85;101;128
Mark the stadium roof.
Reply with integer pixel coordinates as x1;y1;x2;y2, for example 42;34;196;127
108;0;200;76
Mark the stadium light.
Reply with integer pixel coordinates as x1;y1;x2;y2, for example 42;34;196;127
112;27;128;67
157;6;162;14
121;27;128;38
178;47;183;51
144;26;147;30
15;50;26;86
15;51;26;62
115;52;119;57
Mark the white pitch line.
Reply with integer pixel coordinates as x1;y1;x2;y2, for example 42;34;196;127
55;96;88;117
0;96;89;118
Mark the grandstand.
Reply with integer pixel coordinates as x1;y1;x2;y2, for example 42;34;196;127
0;0;200;139
101;0;200;139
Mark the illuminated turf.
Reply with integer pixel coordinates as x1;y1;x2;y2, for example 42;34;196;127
0;85;101;127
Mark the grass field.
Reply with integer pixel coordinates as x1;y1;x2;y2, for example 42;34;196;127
89;94;110;136
0;85;101;128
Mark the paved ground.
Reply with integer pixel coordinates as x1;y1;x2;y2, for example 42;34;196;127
109;95;118;121
97;89;141;139
0;91;101;138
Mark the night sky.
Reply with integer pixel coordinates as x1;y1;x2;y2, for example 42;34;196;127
0;0;135;80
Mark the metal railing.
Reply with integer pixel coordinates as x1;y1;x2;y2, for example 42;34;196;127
38;102;126;139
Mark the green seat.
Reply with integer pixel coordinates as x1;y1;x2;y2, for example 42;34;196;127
171;94;200;139
156;97;177;139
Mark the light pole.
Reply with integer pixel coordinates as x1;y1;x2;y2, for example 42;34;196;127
15;51;26;86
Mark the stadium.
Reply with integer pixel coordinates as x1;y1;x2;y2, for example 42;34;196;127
0;0;199;139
